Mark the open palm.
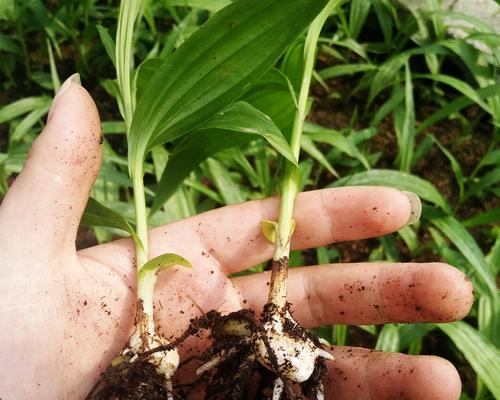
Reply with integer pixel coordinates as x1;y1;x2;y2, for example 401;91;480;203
0;79;473;400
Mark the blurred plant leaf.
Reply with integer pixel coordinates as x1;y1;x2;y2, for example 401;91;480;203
465;168;500;199
462;208;500;228
430;135;465;200
330;169;450;213
425;206;496;297
395;61;415;172
416;83;500;133
204;158;247;205
349;0;371;39
414;73;492;113
96;25;116;67
301;135;339;178
376;324;434;352
439;322;500;399
0;96;51;124
319;63;376;80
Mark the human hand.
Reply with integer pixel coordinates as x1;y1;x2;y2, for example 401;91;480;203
0;77;473;400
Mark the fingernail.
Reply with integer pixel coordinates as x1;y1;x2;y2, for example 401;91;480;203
402;191;421;225
47;73;81;121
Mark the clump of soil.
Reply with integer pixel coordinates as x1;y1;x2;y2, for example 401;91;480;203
86;310;206;400
86;356;177;400
190;305;329;400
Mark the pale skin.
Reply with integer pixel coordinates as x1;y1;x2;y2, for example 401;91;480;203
0;78;474;400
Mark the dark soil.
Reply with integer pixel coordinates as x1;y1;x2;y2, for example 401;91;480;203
192;304;328;400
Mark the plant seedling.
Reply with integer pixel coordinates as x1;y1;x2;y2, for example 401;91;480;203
85;0;330;398
192;2;346;399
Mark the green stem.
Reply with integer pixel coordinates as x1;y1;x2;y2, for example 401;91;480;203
133;167;155;334
116;0;153;337
268;0;341;310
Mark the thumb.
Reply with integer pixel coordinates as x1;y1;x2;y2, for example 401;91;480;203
0;74;102;255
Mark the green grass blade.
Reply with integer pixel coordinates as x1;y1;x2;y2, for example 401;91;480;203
301;135;339;178
329;169;451;213
416;84;500;133
425;206;497;297
370;85;405;127
128;0;328;175
462;208;500;228
0;96;51;124
348;0;372;39
430;135;465;201
96;25;117;67
395;60;415;172
10;105;51;144
465;168;500;199
439;322;500;399
205;158;246;205
319;63;377;80
414;73;492;114
376;324;434;352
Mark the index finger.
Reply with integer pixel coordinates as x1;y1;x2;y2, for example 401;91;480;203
81;187;416;274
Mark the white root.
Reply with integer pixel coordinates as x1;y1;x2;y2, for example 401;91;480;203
196;347;239;375
253;311;333;383
316;382;325;400
128;328;180;379
272;377;285;400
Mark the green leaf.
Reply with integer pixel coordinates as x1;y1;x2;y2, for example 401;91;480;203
10;105;51;144
367;44;448;104
204;158;247;205
462;208;500;228
301;135;339;178
96;25;116;67
150;101;293;213
166;0;230;11
414;73;492;114
478;294;500;347
349;0;371;39
430;135;465;200
200;102;295;164
138;253;192;280
135;57;163;102
416;84;500;133
376;324;435;352
244;68;297;132
0;96;51;124
466;168;500;199
439;322;500;399
395;61;415;172
303;123;371;169
370;85;405;128
129;0;328;175
81;197;141;247
319;63;377;80
425;206;497;297
329;169;450;213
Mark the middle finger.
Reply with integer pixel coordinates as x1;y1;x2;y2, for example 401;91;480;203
232;262;473;326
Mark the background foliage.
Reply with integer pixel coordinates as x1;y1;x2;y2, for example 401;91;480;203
1;0;498;398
